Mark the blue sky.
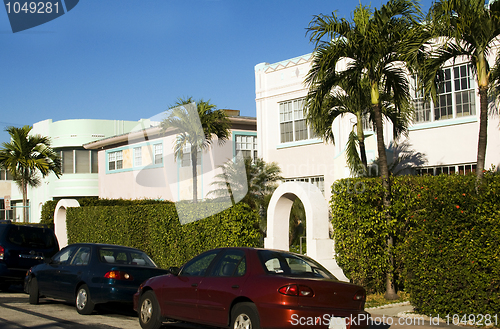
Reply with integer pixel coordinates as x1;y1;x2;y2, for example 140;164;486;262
0;0;433;144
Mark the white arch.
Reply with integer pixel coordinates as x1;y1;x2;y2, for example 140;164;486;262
265;182;348;281
54;199;80;248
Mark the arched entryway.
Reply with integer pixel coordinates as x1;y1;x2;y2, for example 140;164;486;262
265;182;347;281
54;199;80;248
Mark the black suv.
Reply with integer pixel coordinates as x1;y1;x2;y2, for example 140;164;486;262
0;220;59;290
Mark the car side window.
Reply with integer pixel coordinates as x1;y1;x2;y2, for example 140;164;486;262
114;251;128;264
181;250;219;277
209;250;246;277
52;246;77;265
71;247;91;266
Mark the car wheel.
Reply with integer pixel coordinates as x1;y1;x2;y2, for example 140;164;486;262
231;302;260;329
75;284;95;315
28;277;39;305
138;291;162;329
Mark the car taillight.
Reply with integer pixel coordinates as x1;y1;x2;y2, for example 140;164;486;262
353;290;366;301
104;271;134;281
278;284;314;297
0;246;4;260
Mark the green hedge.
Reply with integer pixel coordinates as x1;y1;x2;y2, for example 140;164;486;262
39;197;170;228
331;173;500;316
404;173;500;316
40;200;58;229
66;202;261;268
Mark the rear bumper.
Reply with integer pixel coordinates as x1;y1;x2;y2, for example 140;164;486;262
258;303;371;329
0;264;28;283
88;284;139;304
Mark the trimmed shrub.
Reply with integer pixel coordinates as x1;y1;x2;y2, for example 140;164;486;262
331;173;500;316
40;200;58;229
66;202;261;268
403;173;500;316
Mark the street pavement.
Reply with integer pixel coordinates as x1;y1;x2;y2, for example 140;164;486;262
0;285;469;329
368;303;464;329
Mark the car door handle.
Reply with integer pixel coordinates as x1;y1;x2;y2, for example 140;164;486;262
231;285;239;289
191;283;198;287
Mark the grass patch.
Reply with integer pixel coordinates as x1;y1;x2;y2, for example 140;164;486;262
365;291;410;308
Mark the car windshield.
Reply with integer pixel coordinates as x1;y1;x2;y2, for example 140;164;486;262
257;250;337;280
98;247;156;267
7;226;56;248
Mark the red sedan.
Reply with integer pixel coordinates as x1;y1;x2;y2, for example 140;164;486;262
133;247;370;329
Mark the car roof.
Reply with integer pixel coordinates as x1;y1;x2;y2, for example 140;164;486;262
210;246;309;257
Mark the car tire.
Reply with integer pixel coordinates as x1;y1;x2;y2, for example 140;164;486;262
28;277;39;305
230;302;260;329
138;291;162;329
75;284;95;315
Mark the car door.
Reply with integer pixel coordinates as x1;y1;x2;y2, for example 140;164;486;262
37;245;78;299
56;246;91;300
197;249;249;326
159;249;220;322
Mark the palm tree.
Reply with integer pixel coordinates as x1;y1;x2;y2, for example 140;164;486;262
0;126;62;222
307;0;421;299
419;0;500;189
306;75;412;177
209;156;283;231
306;76;371;175
161;97;231;202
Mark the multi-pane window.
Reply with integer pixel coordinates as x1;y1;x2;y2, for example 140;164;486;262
454;65;475;117
362;114;373;131
416;163;476;176
285;176;325;194
235;135;257;161
279;98;316;143
435;68;453;120
108;150;123;171
411;64;476;123
61;149;98;174
154;144;163;165
411;77;432;123
181;144;201;167
134;147;142;167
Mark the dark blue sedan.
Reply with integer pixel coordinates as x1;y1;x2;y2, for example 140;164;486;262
24;243;169;315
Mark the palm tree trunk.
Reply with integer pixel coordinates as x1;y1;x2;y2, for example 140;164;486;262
191;147;198;203
356;113;368;169
476;86;488;191
372;103;398;300
22;176;28;223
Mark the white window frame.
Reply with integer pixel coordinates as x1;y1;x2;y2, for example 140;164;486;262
181;144;201;167
108;150;123;171
279;98;316;143
411;63;476;124
235;135;258;162
416;163;476;176
285;176;325;194
134;147;142;167
154;144;163;165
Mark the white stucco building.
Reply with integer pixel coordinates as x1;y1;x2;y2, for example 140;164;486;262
6;119;143;222
255;53;500;200
83;111;257;203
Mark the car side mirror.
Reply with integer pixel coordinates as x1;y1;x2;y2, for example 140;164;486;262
44;257;52;264
168;266;180;276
